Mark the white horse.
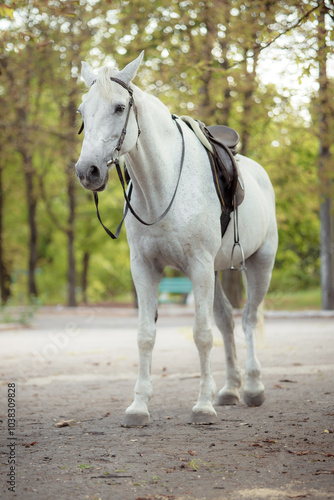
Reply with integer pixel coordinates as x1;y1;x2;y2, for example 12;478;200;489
75;52;278;426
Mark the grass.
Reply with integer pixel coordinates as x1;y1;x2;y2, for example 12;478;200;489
114;287;323;311
0;288;324;317
265;288;321;311
0;298;41;325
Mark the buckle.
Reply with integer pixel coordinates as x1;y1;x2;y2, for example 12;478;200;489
107;146;120;167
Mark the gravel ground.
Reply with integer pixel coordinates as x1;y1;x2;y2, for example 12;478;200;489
1;306;334;500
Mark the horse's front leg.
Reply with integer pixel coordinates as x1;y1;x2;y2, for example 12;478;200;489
123;262;161;427
189;261;217;424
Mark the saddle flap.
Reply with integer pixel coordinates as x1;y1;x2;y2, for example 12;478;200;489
207;125;239;151
210;142;245;208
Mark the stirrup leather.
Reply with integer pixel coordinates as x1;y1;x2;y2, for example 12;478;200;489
230;196;246;271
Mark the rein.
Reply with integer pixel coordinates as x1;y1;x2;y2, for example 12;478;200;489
92;76;185;239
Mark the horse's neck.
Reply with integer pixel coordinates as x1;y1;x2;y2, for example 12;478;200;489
125;88;182;214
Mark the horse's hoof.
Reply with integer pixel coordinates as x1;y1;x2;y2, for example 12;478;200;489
243;390;265;407
215;390;240;406
122;412;150;427
189;410;217;425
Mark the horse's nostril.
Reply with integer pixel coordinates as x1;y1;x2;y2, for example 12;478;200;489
88;165;100;181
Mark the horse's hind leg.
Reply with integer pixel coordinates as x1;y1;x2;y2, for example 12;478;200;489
242;247;275;406
122;261;161;427
213;273;242;405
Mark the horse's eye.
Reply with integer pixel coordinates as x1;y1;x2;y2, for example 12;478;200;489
115;104;125;115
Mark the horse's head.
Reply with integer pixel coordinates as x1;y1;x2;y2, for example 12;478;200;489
75;52;144;191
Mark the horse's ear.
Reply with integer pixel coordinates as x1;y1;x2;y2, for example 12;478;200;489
81;61;96;87
117;51;144;84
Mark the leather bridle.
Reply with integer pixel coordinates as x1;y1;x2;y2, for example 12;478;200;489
79;76;186;240
106;77;141;168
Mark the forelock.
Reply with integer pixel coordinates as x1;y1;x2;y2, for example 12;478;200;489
96;66;118;101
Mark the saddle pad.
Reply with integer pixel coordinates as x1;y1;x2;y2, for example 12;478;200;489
179;115;213;152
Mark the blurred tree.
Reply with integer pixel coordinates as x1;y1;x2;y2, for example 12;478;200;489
316;1;334;309
0;72;14;304
0;163;11;304
0;0;331;308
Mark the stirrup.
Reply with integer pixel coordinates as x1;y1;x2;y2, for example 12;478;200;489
230;241;246;271
230;196;246;271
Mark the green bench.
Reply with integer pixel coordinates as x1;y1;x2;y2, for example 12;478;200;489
158;277;193;303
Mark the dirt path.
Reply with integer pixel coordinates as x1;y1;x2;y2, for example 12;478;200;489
1;307;334;500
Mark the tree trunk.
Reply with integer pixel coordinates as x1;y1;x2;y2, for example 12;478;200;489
319;199;334;309
222;269;243;309
239;49;258;156
317;5;334;309
81;251;89;304
218;2;232;125
64;79;80;307
0;166;11;303
67;169;76;307
14;48;39;299
23;153;39;298
196;4;217;122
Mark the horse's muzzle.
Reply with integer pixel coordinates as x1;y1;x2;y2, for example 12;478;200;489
75;163;109;191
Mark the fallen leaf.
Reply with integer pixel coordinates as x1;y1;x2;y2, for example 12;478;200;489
279;379;297;383
23;441;38;448
251;443;263;448
287;494;308;498
288;450;310;456
188;450;197;456
324;429;333;434
55;419;76;428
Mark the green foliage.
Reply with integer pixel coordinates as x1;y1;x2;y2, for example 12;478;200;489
0;0;332;306
0;297;41;325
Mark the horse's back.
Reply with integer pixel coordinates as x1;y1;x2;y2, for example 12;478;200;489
237;154;275;203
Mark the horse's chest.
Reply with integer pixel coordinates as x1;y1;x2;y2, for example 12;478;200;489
127;221;195;270
139;226;192;262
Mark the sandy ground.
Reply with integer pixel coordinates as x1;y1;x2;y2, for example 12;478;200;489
1;306;334;500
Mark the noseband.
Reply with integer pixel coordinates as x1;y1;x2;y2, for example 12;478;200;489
79;76;186;240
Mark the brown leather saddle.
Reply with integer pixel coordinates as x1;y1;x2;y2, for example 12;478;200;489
205;124;244;208
180;116;244;237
